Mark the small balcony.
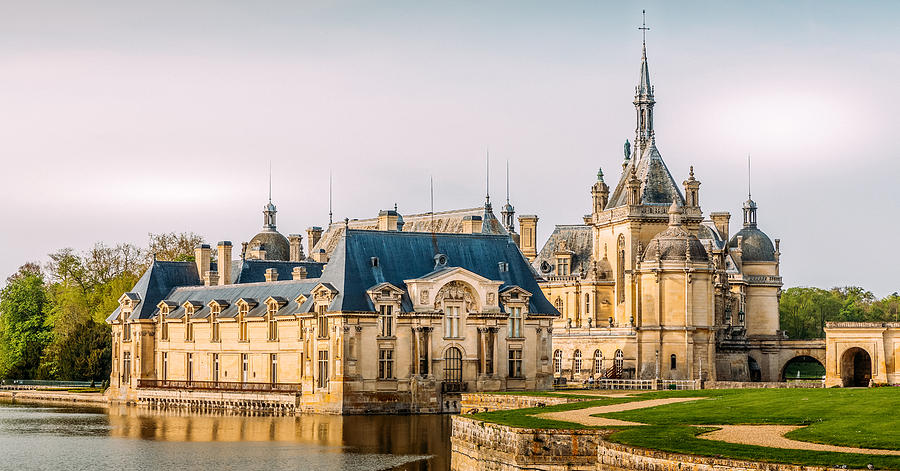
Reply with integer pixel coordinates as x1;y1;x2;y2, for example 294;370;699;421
137;379;301;393
440;381;468;393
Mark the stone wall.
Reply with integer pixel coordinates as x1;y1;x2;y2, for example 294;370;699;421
704;381;823;389
460;393;590;413
451;416;830;471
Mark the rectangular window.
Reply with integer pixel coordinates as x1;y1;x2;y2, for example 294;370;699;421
444;306;460;338
268;313;278;341
379;305;393;337
508;307;523;338
122;351;131;383
508;349;523;378
185;321;193;342
211;305;220;342
160;318;168;341
270;353;277;384
187;353;193;382
162;352;167;381
317;306;329;339
212;353;219;382
123;323;131;342
241;354;249;383
239;305;249;342
378;349;394;379
317;350;329;388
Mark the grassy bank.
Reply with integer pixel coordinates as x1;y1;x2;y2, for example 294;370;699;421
464;388;900;469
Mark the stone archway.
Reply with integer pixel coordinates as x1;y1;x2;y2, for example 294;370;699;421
781;355;825;381
840;347;872;387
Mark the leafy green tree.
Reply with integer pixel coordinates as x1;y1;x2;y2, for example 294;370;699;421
147;232;204;262
39;318;111;381
0;266;51;379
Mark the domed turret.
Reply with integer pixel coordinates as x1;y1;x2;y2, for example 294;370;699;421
727;197;775;262
247;199;290;261
643;199;709;262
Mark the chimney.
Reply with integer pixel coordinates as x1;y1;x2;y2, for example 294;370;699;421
289;234;304;262
204;270;219;286
217;241;232;285
307;226;323;254
377;210;400;231
710;212;731;241
312;248;328;263
194;244;211;280
518;215;539;261
265;268;279;282
292;266;308;280
462;215;483;234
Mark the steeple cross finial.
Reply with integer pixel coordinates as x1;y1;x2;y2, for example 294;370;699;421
639;10;650;45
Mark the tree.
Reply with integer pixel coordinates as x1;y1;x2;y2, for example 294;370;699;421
147;232;205;262
0;266;51;379
39;318;111;381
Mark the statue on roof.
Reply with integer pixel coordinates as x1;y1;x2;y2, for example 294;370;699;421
624;139;631;161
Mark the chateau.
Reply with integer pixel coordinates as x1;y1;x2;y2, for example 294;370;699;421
107;203;558;414
529;39;824;383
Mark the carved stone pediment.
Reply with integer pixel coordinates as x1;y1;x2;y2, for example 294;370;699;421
434;280;477;311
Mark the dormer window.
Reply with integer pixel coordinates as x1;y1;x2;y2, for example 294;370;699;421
267;302;278;341
239;304;249;342
316;305;329;339
122;320;131;342
556;257;570;276
210;304;221;342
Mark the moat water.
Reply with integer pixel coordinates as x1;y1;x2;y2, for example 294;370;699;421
0;399;451;471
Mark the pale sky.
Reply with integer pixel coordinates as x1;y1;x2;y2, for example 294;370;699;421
1;1;898;296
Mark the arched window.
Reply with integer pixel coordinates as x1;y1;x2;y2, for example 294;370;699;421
553;350;562;374
594;350;602;375
614;349;624;370
573;350;582;373
670;354;677;370
555;297;563;314
444;347;462;383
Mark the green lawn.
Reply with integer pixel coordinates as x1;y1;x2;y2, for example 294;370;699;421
465;388;900;469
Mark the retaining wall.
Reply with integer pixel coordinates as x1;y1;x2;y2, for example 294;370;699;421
451;416;830;471
460;393;591;414
704;381;823;389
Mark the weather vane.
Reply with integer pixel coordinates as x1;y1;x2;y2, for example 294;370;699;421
639;10;650;44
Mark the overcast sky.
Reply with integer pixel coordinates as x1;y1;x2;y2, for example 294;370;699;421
1;1;898;296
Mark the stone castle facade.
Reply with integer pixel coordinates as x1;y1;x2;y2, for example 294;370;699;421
107;203;558;414
529;40;819;383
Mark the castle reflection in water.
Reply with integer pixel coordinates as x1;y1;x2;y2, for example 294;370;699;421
104;404;450;470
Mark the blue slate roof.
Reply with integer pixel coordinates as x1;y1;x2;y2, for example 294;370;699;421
319;229;557;315
109;230;557;322
230;259;324;283
106;261;202;322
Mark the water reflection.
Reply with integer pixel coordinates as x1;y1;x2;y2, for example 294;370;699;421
0;399;450;471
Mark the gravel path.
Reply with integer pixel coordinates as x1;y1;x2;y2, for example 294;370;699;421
698;425;900;456
538;395;900;456
537;397;703;426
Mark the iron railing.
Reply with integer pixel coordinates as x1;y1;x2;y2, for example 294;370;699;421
137;379;301;393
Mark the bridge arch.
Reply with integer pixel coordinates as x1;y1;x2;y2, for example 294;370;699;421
780;355;825;381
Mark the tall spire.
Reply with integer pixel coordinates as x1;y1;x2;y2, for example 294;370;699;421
634;9;656;157
484;148;492;211
328;171;333;225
